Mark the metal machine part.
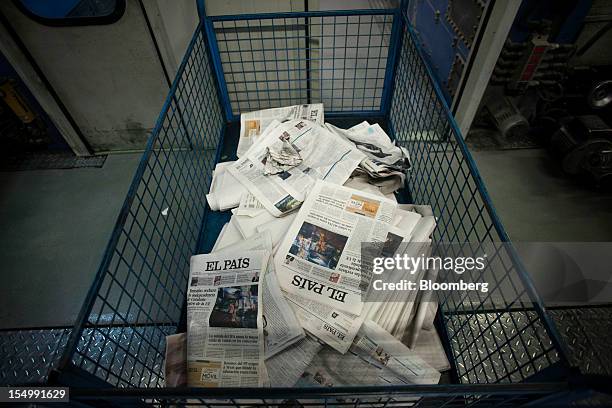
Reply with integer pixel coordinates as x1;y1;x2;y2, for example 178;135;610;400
446;54;465;98
446;0;486;48
0;79;36;123
588;80;612;109
490;34;573;93
486;95;529;140
550;115;612;188
0;78;48;153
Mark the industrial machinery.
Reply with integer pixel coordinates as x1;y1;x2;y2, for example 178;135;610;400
0;78;48;155
468;0;612;188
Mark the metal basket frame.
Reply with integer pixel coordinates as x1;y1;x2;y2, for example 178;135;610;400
1;2;594;406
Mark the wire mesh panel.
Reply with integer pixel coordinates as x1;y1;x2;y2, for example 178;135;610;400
69;383;570;407
211;10;396;117
388;23;566;384
60;25;224;388
36;6;576;405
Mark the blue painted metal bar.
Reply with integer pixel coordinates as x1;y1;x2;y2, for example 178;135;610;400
396;18;571;367
196;0;206;21
325;110;384;119
380;9;403;116
57;20;209;371
204;18;234;122
40;5;576;399
209;9;396;22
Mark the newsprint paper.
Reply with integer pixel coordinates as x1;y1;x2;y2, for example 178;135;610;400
228;119;365;217
275;179;397;315
187;250;268;387
238;104;324;158
214;231;305;359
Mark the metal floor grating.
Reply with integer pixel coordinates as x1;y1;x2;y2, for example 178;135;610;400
0;152;107;171
2;307;610;387
0;328;70;385
549;306;612;376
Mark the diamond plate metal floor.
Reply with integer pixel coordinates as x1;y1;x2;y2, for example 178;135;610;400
549;306;612;376
0;152;107;171
1;308;610;387
0;328;70;385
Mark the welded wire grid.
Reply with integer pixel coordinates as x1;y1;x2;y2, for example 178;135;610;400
142;394;539;407
388;24;563;384
212;11;394;116
65;27;224;387
36;8;571;401
72;384;567;407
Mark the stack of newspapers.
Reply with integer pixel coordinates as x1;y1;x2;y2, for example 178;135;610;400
165;104;450;388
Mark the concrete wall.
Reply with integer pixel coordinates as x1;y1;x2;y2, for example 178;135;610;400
205;0;306;16
2;0;396;151
0;1;197;153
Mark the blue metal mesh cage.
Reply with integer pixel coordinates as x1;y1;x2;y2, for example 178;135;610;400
211;11;396;117
0;4;584;407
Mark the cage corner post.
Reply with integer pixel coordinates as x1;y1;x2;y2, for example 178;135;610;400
380;2;405;117
199;0;234;123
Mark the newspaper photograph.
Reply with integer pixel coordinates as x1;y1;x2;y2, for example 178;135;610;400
187;250;268;387
214;231;304;358
275;179;397;314
238;104;324;157
228;120;366;217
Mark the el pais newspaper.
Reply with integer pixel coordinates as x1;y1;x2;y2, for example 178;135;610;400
187;250;268;387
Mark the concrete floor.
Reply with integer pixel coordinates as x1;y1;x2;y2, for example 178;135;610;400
1;148;611;330
472;148;612;242
0;153;140;329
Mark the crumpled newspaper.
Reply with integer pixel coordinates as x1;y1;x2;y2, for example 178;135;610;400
326;122;411;171
326;122;411;194
263;132;303;175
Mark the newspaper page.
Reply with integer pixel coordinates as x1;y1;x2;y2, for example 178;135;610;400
285;290;364;354
233;192;267;217
238;104;324;157
256;214;298;249
325;121;410;169
405;267;439;348
266;335;323;387
326;122;411;194
409;327;451;371
206;161;247;211
228;120;366;217
211;219;244;252
298;320;439;388
164;333;187;387
187;250;268;387
214;231;305;358
275;179;397;314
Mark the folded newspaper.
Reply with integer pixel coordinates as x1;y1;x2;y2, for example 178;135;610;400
228;119;366;217
326;122;411;194
297;320;440;387
173;104;454;389
164;332;324;388
275;179;397;316
238;104;324;158
214;231;305;358
187;250;268;387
